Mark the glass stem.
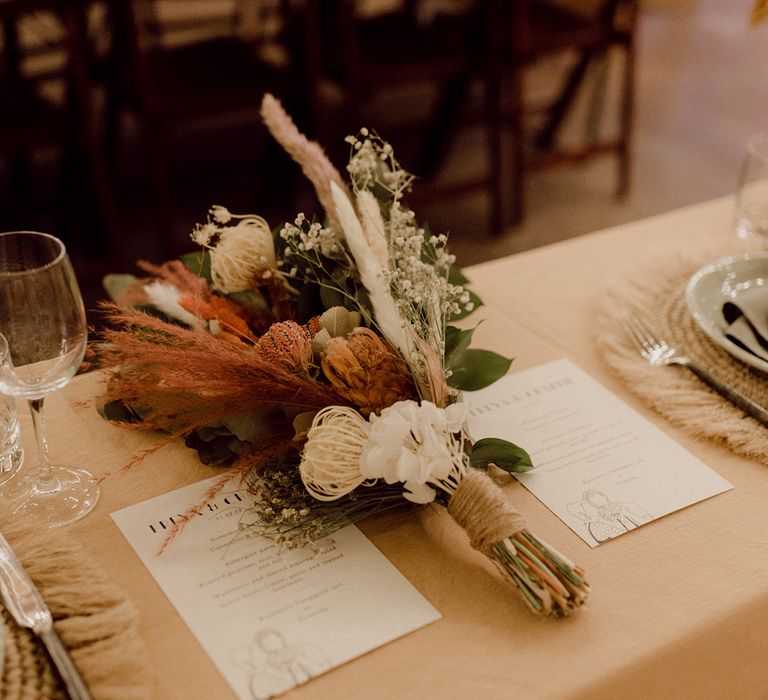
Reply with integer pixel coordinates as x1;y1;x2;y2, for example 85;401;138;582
28;397;52;478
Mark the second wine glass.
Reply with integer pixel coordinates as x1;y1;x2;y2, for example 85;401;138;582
0;231;99;527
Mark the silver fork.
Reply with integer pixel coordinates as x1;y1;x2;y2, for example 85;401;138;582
620;309;768;428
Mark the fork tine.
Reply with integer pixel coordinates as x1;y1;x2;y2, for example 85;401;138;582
624;309;657;347
619;310;653;355
622;309;663;353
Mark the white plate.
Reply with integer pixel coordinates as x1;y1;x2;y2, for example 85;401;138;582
685;252;768;374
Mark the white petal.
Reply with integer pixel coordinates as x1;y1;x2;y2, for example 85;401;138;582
403;481;436;504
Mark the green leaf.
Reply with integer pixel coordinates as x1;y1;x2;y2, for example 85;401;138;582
227;289;269;312
444;325;474;357
447;349;511;391
102;273;138;303
319;283;345;310
447;265;470;286
222;410;278;442
180;250;213;283
470;437;534;473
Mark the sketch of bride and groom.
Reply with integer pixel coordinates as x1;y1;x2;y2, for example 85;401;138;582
567;489;652;544
233;627;331;700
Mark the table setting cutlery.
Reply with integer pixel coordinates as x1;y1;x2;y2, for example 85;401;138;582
619;309;768;428
0;528;92;699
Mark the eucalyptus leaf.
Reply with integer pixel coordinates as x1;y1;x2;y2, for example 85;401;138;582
180;250;213;283
470;437;534;473
98;399;144;424
227;289;269;312
102;273;138;304
447;349;511;391
222;410;277;442
319;283;345;310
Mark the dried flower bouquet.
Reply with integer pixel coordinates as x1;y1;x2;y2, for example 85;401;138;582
98;94;589;618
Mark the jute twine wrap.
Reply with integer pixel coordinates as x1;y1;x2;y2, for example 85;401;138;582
447;470;526;554
597;244;768;463
0;503;152;699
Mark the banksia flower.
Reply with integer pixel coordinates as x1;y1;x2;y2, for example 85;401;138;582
322;328;416;416
257;321;313;372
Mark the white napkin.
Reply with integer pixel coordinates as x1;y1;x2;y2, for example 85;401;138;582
722;286;768;362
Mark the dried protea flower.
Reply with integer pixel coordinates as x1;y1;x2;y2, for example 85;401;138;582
322;327;416;416
192;213;277;294
256;321;313;372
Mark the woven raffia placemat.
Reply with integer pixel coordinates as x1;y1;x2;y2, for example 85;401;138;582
597;245;768;464
0;502;153;699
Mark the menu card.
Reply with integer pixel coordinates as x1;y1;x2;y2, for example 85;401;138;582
112;478;439;699
465;358;732;547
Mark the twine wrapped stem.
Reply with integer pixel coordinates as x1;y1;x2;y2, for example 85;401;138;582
447;470;589;618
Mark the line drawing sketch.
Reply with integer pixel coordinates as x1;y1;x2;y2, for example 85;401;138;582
567;489;652;544
233;627;332;699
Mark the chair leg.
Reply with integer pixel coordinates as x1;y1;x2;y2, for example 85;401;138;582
61;4;123;260
485;54;504;236
419;73;471;179
616;36;635;199
508;60;526;227
143;119;177;259
536;49;593;151
616;1;639;199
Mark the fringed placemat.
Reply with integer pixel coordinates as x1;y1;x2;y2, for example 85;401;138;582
0;504;153;699
597;246;768;463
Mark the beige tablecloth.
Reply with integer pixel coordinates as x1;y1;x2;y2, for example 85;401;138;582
35;195;768;699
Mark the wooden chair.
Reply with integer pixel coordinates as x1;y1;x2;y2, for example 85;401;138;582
300;0;503;228
102;0;306;257
0;0;121;266
493;0;639;226
301;0;638;235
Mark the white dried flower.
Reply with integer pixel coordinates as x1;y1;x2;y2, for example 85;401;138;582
143;281;201;329
190;222;218;247
209;205;232;224
205;216;277;293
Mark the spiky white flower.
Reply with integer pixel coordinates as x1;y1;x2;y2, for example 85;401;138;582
197;216;277;293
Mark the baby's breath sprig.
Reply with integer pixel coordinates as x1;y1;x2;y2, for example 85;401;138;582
345;128;414;203
345;131;473;364
278;214;373;324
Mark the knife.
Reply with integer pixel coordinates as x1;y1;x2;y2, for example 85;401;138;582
0;530;93;700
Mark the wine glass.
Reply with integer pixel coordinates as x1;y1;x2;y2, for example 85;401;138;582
0;231;99;527
735;134;768;241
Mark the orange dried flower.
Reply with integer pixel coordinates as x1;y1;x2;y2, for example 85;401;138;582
256;321;313;372
322;327;416;416
178;295;257;345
